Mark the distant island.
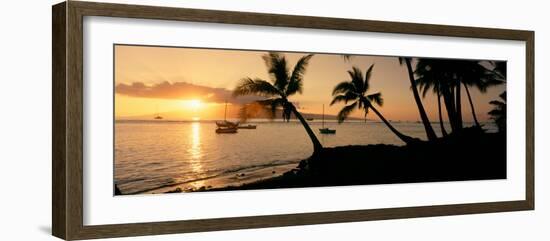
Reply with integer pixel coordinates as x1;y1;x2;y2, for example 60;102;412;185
116;106;368;122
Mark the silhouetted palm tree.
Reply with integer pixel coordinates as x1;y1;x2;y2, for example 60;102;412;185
331;65;415;144
435;90;448;136
233;52;323;154
415;59;459;132
454;61;503;127
492;61;507;81
341;54;353;62
415;59;502;131
399;57;438;141
488;91;506;133
416;72;449;137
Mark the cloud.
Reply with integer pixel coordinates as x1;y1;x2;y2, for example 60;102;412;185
115;81;262;104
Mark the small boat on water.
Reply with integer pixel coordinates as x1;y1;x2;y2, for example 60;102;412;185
216;127;238;134
319;128;336;134
306;118;314;121
153;105;163;120
319;104;336;134
238;124;257;129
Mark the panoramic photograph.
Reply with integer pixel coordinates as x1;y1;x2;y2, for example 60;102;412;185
113;44;507;195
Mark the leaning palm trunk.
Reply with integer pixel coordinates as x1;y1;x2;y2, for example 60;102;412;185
455;78;463;129
437;90;448;137
441;85;458;132
289;103;323;154
463;83;480;127
405;59;438;141
367;102;415;144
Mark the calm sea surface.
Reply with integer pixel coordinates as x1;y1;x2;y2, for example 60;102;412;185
115;119;497;194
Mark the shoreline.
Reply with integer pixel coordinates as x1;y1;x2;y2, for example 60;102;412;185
121;127;506;195
142;163;298;194
194;128;506;192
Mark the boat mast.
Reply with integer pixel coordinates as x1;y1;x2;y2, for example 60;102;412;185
224;101;227;121
322;104;325;129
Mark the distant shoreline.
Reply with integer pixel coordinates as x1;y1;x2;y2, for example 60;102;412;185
114;119;490;124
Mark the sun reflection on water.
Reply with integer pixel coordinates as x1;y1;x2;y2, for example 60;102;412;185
188;122;205;189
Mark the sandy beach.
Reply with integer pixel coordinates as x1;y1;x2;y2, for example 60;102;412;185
144;163;298;194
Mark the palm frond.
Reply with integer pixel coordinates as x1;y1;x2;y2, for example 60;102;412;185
481;78;505;92
492;61;507;80
415;58;467;101
415;76;433;98
232;77;281;97
337;101;358;123
460;61;504;93
287;54;314;96
488;90;506;132
262;52;289;92
286;78;303;96
363;64;375;93
499;91;506;101
367;92;383;106
342;55;353;62
487;109;502;115
489;100;505;107
349;66;364;93
330;92;357;105
332;81;356;96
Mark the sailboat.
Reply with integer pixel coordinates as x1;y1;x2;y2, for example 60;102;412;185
319;104;336;134
216;101;238;133
216;101;238;128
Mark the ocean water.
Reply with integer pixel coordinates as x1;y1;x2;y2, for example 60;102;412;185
114;119;497;194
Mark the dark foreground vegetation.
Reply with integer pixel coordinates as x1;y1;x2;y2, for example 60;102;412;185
211;127;505;191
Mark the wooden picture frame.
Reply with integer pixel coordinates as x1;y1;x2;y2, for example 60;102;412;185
52;1;534;240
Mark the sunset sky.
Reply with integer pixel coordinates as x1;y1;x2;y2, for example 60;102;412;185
114;45;505;122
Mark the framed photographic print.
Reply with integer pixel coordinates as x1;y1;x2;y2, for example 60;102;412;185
52;1;534;240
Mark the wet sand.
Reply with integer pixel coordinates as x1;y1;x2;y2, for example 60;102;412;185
145;163;298;194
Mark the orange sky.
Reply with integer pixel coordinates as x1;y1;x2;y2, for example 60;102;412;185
114;45;505;122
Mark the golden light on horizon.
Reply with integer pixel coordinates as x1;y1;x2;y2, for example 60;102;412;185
183;99;204;110
115;45;505;122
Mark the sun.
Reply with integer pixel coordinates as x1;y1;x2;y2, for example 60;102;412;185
185;99;204;109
